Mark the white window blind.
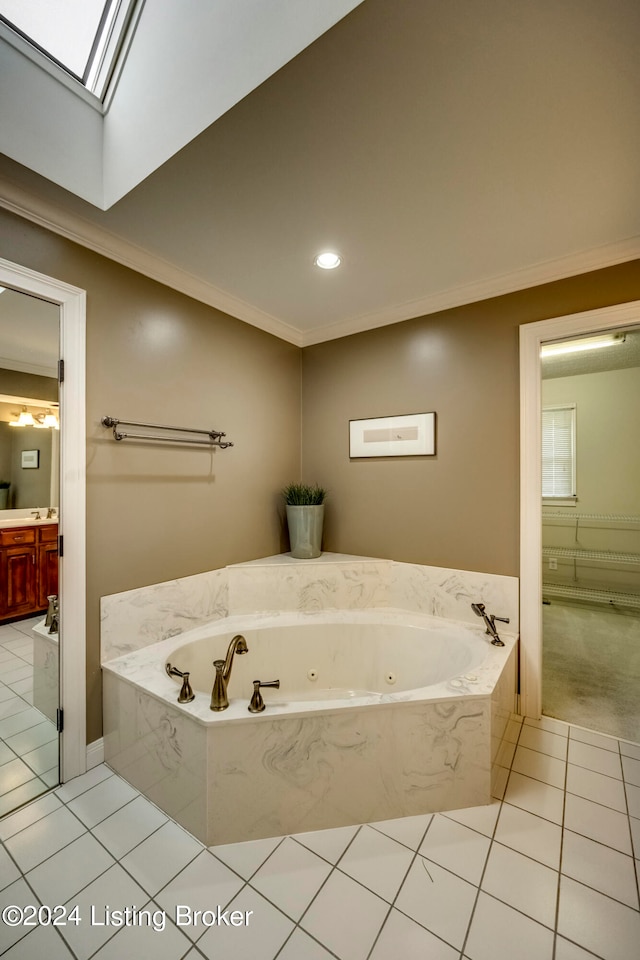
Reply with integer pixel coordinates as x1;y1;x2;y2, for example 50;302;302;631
542;405;576;498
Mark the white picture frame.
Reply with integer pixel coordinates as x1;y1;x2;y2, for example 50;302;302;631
21;449;40;469
349;413;436;458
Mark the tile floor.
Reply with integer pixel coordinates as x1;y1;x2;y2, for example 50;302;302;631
1;714;639;959
0;618;58;817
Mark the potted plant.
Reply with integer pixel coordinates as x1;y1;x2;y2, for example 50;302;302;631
282;482;327;559
0;481;10;510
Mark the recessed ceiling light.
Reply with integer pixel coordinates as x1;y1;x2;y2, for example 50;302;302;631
314;251;341;270
540;334;625;357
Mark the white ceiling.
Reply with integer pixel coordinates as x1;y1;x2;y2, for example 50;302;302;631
2;0;640;346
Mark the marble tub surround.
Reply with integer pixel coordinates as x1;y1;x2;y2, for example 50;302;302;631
100;567;228;662
389;560;519;630
100;552;519;663
32;617;58;724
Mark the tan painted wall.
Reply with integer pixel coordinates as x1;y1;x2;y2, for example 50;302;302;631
543;366;640;516
302;260;640;577
0;208;301;742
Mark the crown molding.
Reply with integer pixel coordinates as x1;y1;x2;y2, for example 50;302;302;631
0;355;57;378
0;177;304;347
301;236;640;345
3;175;640;350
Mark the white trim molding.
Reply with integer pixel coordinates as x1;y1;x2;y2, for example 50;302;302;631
0;256;87;782
86;738;105;769
519;299;640;718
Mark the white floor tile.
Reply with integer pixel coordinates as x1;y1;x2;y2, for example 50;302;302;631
620;740;640;761
570;726;621;753
0;757;37;795
511;745;566;788
277;927;337;960
55;864;149;960
394;855;476;950
0;706;48;739
197;886;294;960
481;842;558;927
0;923;75;959
22;739;58;776
156;850;244;941
494;802;562;868
369;813;432;850
419;814;490;885
494;738;516;768
526;715;569;737
120;820;203;896
2;665;32;685
4;805;85;872
87;901;191;960
561;830;638;908
67;773;138;827
555;935;604;960
443;800;501;837
7;680;33;698
557;875;640;960
518;725;568;760
27;832;115;903
5;720;57;756
504;718;524;743
301;869;388;960
622;754;640;787
464;892;554;960
0;683;16;702
54;763;113;802
293;823;359;863
626;783;640;819
563;793;632;855
210;835;284;879
0;740;14;765
0;778;49;817
338;824;414;902
629;816;640;857
250;836;332;921
0;878;42;954
503;772;564;824
91;794;168;859
0;698;31;722
0;790;62;840
0;844;20;891
566;764;627;813
568;740;623;779
491;765;509;800
39;766;59;788
369;906;459;960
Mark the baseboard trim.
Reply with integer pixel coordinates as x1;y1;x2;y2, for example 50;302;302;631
86;738;104;769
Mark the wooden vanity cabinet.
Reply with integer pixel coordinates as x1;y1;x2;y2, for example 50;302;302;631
0;524;59;622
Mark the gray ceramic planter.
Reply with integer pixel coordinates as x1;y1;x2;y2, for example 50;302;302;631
286;504;324;559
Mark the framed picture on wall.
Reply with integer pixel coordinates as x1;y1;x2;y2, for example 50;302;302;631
21;449;39;469
349;412;436;457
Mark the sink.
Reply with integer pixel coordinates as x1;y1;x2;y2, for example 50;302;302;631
0;517;57;528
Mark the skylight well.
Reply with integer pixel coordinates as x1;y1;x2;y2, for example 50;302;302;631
0;0;136;98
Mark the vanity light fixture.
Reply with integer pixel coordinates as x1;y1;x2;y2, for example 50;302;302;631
314;251;342;270
9;406;36;427
541;333;625;358
42;410;60;430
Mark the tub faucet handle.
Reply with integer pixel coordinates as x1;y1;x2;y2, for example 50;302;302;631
165;663;195;703
248;679;280;713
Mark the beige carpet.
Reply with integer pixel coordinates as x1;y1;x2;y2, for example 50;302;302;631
542;600;640;742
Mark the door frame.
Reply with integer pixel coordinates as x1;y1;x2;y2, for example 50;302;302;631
519;298;640;718
0;256;86;781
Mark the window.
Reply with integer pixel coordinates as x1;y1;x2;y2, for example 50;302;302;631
542;404;576;501
0;0;137;98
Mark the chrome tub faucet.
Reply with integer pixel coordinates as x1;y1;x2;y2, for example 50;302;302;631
211;634;249;711
471;602;509;646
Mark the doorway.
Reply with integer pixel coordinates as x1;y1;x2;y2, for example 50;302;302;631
0;256;86;813
540;327;640;741
0;287;61;814
520;299;640;738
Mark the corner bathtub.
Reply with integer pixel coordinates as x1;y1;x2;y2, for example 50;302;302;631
103;610;516;845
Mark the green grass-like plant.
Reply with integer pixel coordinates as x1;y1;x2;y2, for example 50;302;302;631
282;482;327;505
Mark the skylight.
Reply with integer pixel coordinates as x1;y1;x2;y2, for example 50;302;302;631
0;0;135;97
